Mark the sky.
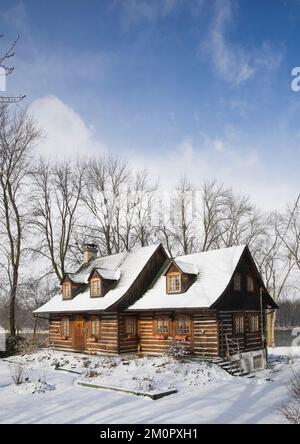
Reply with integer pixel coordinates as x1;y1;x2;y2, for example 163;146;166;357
1;0;300;210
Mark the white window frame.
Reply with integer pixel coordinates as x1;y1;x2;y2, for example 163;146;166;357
233;313;244;334
90;277;101;297
249;313;259;332
90;317;100;338
63;281;72;299
167;272;181;293
61;318;70;338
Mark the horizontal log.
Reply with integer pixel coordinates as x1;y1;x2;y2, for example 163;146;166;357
119;346;138;352
193;320;218;324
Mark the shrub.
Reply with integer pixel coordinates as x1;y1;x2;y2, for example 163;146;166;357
134;376;155;392
165;342;188;361
83;360;91;368
280;371;300;424
86;369;98;378
1;335;27;357
10;363;25;385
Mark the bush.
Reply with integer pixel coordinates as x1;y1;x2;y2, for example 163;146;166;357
9;363;25;385
165;342;188;361
86;369;98;378
280;371;300;424
0;335;27;358
134;376;155;392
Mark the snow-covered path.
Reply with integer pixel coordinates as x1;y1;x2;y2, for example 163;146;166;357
1;350;299;424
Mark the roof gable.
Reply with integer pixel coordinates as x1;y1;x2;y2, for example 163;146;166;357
211;246;278;310
88;268;121;282
128;245;248;310
171;259;198;276
34;244;162;314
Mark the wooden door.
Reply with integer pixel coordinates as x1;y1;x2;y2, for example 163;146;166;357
73;319;85;351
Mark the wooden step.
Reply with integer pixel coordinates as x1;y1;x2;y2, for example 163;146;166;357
187;356;250;377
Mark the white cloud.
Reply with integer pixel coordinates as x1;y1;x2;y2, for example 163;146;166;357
28;96;297;211
127;132;294;211
29;95;107;159
112;0;181;26
201;0;284;85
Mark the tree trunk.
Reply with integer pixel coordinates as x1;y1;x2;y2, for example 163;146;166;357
32;317;38;344
9;289;16;337
267;310;276;347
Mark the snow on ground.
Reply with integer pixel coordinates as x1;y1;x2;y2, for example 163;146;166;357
0;347;299;424
3;349;230;393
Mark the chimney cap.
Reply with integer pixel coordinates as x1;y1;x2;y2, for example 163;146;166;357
82;243;98;252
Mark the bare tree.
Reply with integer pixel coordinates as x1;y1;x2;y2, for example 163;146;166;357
199;180;228;251
132;170;157;248
30;158;86;282
217;191;265;252
82;155;128;255
280;371;300;424
171;177;197;255
0;106;40;336
0;34;25;104
277;195;300;272
255;211;296;346
113;174;137;252
156;195;177;257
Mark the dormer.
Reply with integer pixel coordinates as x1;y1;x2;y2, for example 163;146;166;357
165;260;198;294
62;279;72;299
61;275;80;300
88;268;120;298
89;270;102;298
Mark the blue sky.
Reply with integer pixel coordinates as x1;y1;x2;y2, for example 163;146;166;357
1;0;300;209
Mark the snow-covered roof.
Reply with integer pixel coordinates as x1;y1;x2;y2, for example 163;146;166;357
128;245;246;310
34;245;159;314
66;251;126;285
92;268;121;281
172;259;198;275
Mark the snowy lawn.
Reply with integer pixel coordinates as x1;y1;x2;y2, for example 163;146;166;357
0;347;299;424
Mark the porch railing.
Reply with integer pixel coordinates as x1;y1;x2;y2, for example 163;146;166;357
225;334;241;374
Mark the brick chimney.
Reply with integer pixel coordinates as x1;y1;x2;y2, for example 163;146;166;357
82;243;98;264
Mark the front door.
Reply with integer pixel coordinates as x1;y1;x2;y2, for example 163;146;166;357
74;319;85;351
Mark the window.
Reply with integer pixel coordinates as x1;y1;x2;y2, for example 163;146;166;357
125;317;137;336
156;318;169;334
61;318;70;338
63;281;72;299
233;313;244;334
247;274;254;292
253;354;263;369
249;313;259;332
91;277;101;297
90;317;100;338
167;272;181;293
233;272;241;291
176;317;190;336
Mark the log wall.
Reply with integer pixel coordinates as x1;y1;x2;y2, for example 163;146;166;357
49;317;74;351
192;311;219;358
218;310;264;357
118;313;139;354
49;309;265;358
49;313;119;355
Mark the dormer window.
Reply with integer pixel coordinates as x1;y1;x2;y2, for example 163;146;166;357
233;272;241;291
91;277;101;297
167;272;181;293
63;281;72;299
